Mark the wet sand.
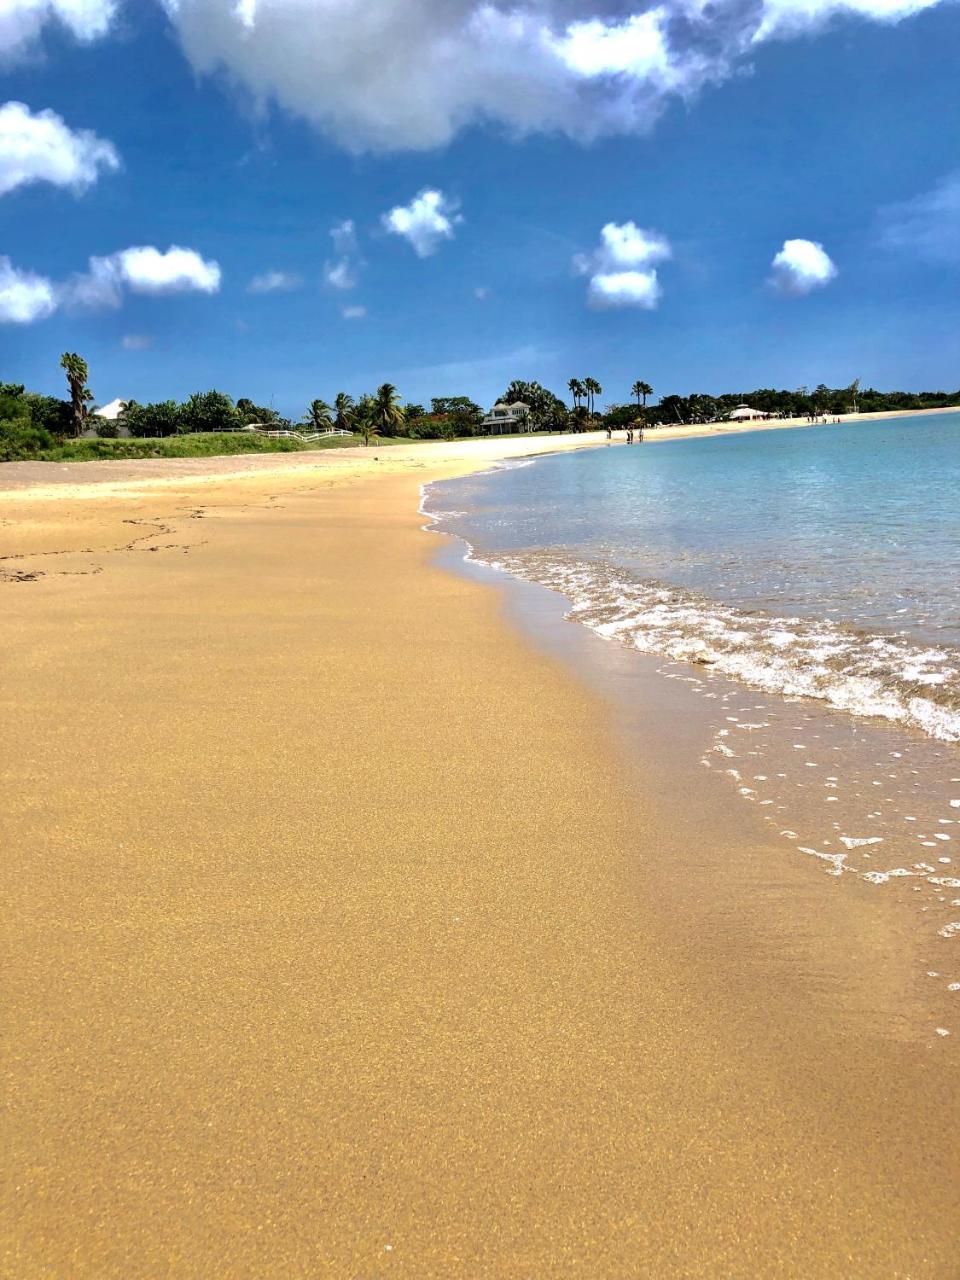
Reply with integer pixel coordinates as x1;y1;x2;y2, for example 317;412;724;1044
2;453;958;1276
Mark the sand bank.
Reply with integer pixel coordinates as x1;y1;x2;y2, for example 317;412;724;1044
2;448;958;1276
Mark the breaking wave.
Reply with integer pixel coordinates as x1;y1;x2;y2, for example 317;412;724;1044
469;549;960;743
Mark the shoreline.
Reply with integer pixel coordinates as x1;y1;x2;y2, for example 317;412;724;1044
1;404;955;503
3;437;959;1274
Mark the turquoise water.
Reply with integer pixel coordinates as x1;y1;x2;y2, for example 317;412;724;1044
429;414;960;742
428;413;960;1002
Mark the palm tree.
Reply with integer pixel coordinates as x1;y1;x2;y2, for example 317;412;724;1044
568;406;590;433
302;398;333;432
848;378;860;414
60;351;91;435
632;380;653;409
584;377;602;416
353;395;380;447
334;391;355;432
373;383;404;436
567;377;584;409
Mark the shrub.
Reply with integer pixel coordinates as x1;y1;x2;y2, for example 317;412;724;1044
96;420;120;438
0;416;54;461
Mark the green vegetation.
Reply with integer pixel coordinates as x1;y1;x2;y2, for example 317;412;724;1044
635;383;960;427
2;349;958;464
1;431;379;464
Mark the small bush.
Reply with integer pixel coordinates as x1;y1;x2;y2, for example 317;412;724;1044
96;421;120;438
0;417;54;462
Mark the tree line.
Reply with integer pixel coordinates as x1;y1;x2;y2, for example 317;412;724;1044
2;350;958;461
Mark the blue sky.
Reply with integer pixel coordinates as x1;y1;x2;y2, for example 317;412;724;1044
1;0;958;417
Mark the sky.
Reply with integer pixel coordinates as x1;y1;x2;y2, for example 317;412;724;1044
1;0;958;418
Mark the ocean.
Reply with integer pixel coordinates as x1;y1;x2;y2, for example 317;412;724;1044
426;413;960;982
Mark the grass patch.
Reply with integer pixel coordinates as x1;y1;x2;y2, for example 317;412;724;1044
27;432;376;462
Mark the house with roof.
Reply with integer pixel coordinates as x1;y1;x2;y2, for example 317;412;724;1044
82;398;131;437
480;401;530;435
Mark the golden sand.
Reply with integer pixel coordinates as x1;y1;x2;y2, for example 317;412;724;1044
2;445;958;1277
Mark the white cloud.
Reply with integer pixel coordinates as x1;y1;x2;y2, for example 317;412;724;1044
121;333;154;349
158;0;951;153
474;286;490;300
877;172;960;265
323;219;361;289
755;0;942;40
0;101;119;197
769;238;837;294
342;304;366;319
588;270;663;309
114;244;221;294
0;254;57;322
382;189;461;257
0;0;117;59
574;221;671;308
67;244;222;309
248;269;302;293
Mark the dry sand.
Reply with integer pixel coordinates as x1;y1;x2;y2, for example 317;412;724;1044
2;441;959;1277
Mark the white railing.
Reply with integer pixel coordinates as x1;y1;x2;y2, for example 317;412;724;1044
242;425;354;442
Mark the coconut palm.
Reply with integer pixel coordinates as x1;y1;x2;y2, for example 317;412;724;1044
353;395;380;447
302;398;333;432
334;392;355;432
60;351;91;435
632;380;653;409
567;377;585;409
584;377;602;416
373;382;404;436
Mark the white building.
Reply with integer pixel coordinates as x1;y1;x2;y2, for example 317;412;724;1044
81;397;131;437
480;401;530;434
727;403;765;421
93;397;128;420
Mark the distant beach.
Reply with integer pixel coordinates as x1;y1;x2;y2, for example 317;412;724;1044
2;421;958;1276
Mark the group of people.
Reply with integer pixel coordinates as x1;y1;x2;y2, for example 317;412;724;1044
605;424;645;443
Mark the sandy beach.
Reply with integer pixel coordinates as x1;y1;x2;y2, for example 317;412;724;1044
3;435;959;1277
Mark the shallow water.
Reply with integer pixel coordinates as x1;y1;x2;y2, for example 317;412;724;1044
426;415;960;1010
430;414;960;741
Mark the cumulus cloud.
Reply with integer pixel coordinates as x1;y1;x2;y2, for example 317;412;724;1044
323;219;362;289
121;333;154;349
69;244;221;306
248;269;302;293
769;238;837;294
341;304;366;319
115;244;221;294
0;101;119;197
876;172;960;265
0;243;223;321
158;0;951;153
574;221;671;308
0;0;117;59
382;189;461;257
0;254;57;323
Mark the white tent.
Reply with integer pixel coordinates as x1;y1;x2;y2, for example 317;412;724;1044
727;404;764;420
